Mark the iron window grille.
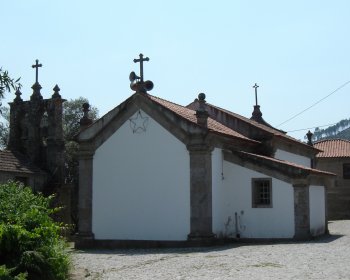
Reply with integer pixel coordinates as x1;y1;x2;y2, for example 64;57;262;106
252;178;272;208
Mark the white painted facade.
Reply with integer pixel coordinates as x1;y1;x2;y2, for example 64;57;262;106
275;149;311;167
89;111;326;242
309;185;326;236
212;148;295;238
92;110;191;240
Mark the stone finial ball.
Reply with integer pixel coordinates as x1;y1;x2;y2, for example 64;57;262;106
15;88;22;96
198;93;206;101
82;103;90;110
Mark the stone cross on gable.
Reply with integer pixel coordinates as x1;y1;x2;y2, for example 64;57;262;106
32;59;42;83
133;53;149;82
253;83;259;106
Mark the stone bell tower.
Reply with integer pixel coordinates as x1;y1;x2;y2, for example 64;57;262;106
8;60;66;191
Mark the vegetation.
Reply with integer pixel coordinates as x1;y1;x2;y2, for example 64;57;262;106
0;181;70;280
0;106;10;149
335;127;350;140
0;68;21;111
62;98;98;233
63;97;99;142
63;97;98;184
312;118;350;141
0;96;98;233
0;98;99;174
0;67;21;149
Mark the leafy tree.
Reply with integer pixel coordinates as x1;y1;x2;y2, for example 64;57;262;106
63;97;99;184
0;67;21;148
62;98;98;233
336;127;350;140
0;68;21;111
312;117;350;141
0;106;10;149
63;97;98;142
0;181;70;280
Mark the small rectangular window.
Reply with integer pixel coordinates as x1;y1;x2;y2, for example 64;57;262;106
343;163;350;179
252;178;272;208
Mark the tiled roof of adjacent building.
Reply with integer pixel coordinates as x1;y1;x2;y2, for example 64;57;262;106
314;139;350;158
148;95;258;142
0;149;45;174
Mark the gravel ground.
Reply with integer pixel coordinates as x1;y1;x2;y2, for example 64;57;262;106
70;220;350;280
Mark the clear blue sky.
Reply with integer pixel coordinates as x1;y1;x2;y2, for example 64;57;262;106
2;0;349;140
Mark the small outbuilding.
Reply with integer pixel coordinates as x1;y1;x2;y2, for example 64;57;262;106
0;149;47;190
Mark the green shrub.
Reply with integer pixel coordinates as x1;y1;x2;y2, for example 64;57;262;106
0;265;27;280
0;181;70;280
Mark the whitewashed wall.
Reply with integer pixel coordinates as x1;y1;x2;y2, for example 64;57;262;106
212;148;225;236
309;185;326;236
275;149;311;167
212;154;295;238
92;110;190;241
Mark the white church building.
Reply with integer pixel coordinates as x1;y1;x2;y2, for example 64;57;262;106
76;61;334;247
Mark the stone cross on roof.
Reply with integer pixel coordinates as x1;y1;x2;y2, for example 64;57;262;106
133;53;149;82
32;59;42;84
253;83;259;106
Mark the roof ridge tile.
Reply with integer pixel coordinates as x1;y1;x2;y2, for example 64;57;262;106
147;94;257;142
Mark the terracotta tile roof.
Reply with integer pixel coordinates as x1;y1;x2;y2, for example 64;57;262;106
0;150;45;174
207;102;286;135
147;95;257;143
237;151;335;176
191;101;317;150
314;139;350;158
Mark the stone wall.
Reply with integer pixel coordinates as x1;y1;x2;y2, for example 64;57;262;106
0;172;47;192
8;85;65;191
316;158;350;219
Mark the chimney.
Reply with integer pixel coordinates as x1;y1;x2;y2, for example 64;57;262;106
195;93;209;127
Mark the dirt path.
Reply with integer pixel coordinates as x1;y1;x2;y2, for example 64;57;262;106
70;220;350;279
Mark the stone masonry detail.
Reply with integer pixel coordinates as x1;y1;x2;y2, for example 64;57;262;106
293;184;311;240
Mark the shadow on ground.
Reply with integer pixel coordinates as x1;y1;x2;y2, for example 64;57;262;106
71;232;344;257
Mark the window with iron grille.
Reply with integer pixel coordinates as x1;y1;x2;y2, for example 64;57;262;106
252;178;272;208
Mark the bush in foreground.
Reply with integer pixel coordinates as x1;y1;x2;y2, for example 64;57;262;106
0;181;70;280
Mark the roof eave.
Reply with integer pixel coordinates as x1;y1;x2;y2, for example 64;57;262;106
224;150;335;186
